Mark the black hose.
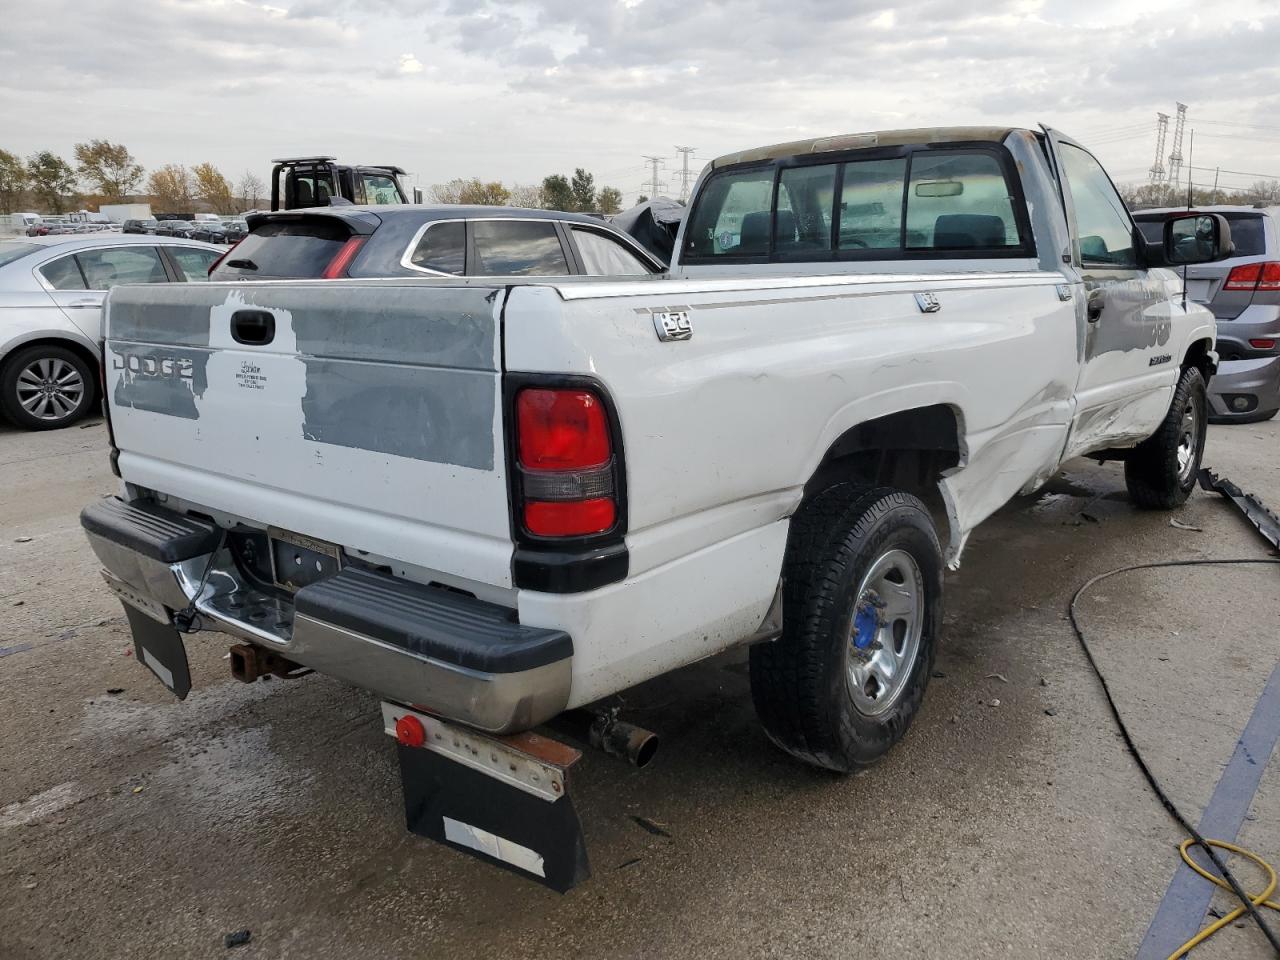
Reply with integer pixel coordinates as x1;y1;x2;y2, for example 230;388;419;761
1069;557;1280;955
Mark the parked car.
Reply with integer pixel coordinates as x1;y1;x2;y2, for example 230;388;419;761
155;220;200;239
221;219;248;243
210;205;664;280
1134;205;1280;423
190;221;228;244
122;218;159;235
0;235;223;430
84;125;1229;888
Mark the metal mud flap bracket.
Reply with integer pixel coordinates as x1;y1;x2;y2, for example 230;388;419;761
382;702;591;892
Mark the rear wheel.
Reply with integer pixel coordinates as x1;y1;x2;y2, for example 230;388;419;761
1124;366;1207;509
0;345;94;431
749;485;943;772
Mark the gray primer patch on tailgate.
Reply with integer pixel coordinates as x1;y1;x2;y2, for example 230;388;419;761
109;344;209;420
106;286;214;346
300;360;495;468
288;285;499;370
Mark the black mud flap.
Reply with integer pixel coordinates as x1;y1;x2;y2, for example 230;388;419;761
121;603;191;700
395;733;590;892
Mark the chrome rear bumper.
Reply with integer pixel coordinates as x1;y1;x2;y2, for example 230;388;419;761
81;498;572;734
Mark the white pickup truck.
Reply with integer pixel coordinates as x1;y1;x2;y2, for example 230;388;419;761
81;126;1230;888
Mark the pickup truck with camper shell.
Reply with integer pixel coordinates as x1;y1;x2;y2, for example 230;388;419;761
80;125;1230;889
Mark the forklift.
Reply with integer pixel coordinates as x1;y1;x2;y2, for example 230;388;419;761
270;156;410;211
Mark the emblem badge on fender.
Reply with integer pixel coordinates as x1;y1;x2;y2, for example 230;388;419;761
653;310;693;342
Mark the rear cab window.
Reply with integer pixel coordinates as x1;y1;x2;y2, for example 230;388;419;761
682;142;1033;263
211;218;352;279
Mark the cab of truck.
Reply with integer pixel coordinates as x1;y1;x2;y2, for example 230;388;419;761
270;156;408;211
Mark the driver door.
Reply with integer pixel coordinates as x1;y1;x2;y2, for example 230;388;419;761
1045;132;1183;457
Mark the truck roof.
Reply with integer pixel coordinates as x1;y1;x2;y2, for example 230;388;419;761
710;126;1020;169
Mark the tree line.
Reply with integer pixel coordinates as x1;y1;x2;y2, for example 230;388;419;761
430;168;624;215
1118;179;1280;210
0;140;266;216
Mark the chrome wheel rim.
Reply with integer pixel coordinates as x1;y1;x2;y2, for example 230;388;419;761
1175;395;1200;484
846;548;924;717
16;357;85;422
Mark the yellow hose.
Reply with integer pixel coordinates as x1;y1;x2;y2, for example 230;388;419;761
1166;839;1280;959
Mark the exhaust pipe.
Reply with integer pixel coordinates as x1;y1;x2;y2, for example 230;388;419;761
553;708;659;768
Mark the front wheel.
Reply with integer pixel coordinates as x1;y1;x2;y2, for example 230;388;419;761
1124;366;1207;509
749;486;943;772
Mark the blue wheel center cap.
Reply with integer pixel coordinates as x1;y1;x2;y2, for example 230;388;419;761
853;598;880;650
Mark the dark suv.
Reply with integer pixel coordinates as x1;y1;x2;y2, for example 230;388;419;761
1135;206;1280;423
210;205;663;281
122;218;159;234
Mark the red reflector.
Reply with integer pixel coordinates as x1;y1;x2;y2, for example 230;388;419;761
395;714;426;748
1250;339;1277;350
1258;262;1280;292
321;236;366;279
517;388;611;470
524;498;616;537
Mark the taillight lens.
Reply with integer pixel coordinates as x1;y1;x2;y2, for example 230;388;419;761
1224;262;1280;292
515;387;617;538
1250;339;1276;350
321;236;366;279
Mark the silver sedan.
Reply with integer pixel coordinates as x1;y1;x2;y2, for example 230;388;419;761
0;234;223;430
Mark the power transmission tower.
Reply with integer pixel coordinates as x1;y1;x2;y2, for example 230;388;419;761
641;155;666;200
1148;113;1169;183
674;146;696;202
1167;102;1188;184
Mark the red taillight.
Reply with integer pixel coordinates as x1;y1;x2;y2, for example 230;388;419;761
517;389;610;470
514;387;617;538
321;236;366;279
1250;339;1276;350
1224;262;1280;292
524;499;617;537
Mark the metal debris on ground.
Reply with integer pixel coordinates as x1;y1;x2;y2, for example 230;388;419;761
630;816;671;838
1198;469;1280;550
986;673;1009;683
14;536;32;543
1169;518;1203;532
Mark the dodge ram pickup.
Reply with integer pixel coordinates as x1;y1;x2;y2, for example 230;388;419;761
81;125;1231;888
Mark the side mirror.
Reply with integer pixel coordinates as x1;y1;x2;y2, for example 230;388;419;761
1164;213;1233;265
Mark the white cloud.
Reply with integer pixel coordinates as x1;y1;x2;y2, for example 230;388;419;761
0;0;1277;204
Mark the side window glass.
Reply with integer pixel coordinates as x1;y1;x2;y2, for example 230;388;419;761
1058;144;1138;268
408;221;466;274
39;255;86;290
166;247;219;281
472;221;569;276
838;158;907;251
571;228;651;275
684;168;774;257
776;164;836;255
362;174;400;205
74;247;168;290
905;152;1021;251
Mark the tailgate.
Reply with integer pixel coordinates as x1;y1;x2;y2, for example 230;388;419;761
103;280;514;588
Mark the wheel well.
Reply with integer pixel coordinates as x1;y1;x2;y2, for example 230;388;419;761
803;405;962;534
1;337;102;404
1183;337;1215;381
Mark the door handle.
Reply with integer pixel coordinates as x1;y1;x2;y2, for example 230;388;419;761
231;309;275;346
1086;299;1103;323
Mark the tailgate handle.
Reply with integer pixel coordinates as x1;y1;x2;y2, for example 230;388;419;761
231;310;275;346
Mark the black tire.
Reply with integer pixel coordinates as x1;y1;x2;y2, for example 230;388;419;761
0;344;95;431
749;485;943;772
1124;366;1207;509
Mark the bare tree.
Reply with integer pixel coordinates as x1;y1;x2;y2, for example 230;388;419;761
429;178;511;205
235;171;266;210
508;183;544;208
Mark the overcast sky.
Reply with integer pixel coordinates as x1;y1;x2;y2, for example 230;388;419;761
2;0;1279;203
